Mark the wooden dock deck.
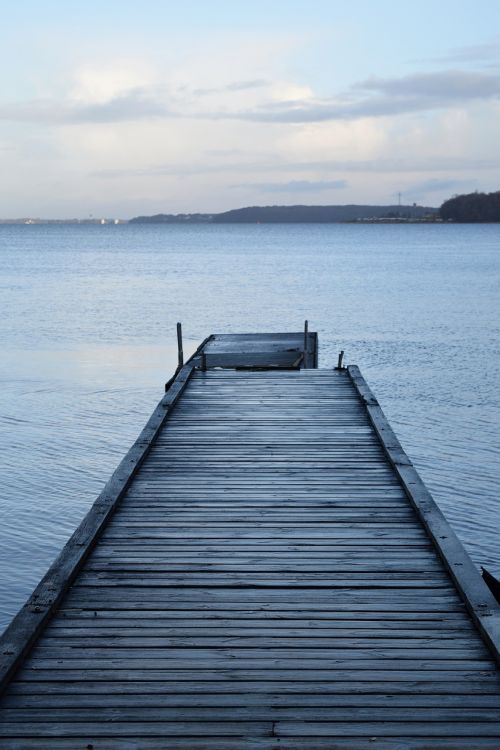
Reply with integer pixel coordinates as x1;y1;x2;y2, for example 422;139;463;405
1;331;499;748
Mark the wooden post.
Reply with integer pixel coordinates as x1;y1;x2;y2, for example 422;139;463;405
176;322;184;370
303;320;308;369
336;350;345;370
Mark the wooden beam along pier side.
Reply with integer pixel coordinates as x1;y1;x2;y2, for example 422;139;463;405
0;330;499;749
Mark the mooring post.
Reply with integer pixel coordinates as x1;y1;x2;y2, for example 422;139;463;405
303;320;308;369
336;350;345;370
176;322;184;370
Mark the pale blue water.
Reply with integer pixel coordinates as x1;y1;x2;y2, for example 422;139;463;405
0;223;499;631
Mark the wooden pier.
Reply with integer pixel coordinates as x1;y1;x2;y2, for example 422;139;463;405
1;330;499;748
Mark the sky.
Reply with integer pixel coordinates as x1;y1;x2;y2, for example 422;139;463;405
1;0;500;218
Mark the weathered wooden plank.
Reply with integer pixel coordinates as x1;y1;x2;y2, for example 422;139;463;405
73;574;451;587
5;692;500;708
88;548;437;558
28;637;489;656
86;557;439;566
277;721;500;737
1;719;500;738
108;512;418;521
10;676;500;693
45;622;477;634
36;632;488;659
0;720;272;737
61;599;468;613
3;738;500;750
16;667;500;683
62;589;464;605
52;612;474;625
99;529;429;540
89;546;434;554
83;562;445;573
2;705;500;722
21;657;492;671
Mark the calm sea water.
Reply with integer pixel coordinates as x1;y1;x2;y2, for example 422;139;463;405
0;222;499;631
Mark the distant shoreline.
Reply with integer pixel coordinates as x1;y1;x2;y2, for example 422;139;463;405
3;190;498;224
5;219;496;225
5;191;500;226
0;203;437;225
0;219;443;225
130;204;437;224
0;218;127;226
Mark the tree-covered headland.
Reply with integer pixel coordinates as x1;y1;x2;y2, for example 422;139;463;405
440;191;500;222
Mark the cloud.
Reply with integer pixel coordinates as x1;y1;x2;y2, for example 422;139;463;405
204;148;248;157
3;69;500;127
234;179;348;192
225;79;269;92
216;70;500;123
93;155;500;180
0;77;268;125
193;79;268;95
423;41;500;64
356;70;500;99
0;88;169;125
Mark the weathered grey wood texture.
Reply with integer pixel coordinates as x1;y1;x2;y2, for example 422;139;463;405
202;331;318;368
1;356;499;746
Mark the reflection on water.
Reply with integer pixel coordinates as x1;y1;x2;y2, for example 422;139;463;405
0;222;499;631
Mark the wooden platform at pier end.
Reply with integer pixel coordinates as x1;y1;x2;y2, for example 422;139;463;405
201;331;318;369
1;332;500;749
